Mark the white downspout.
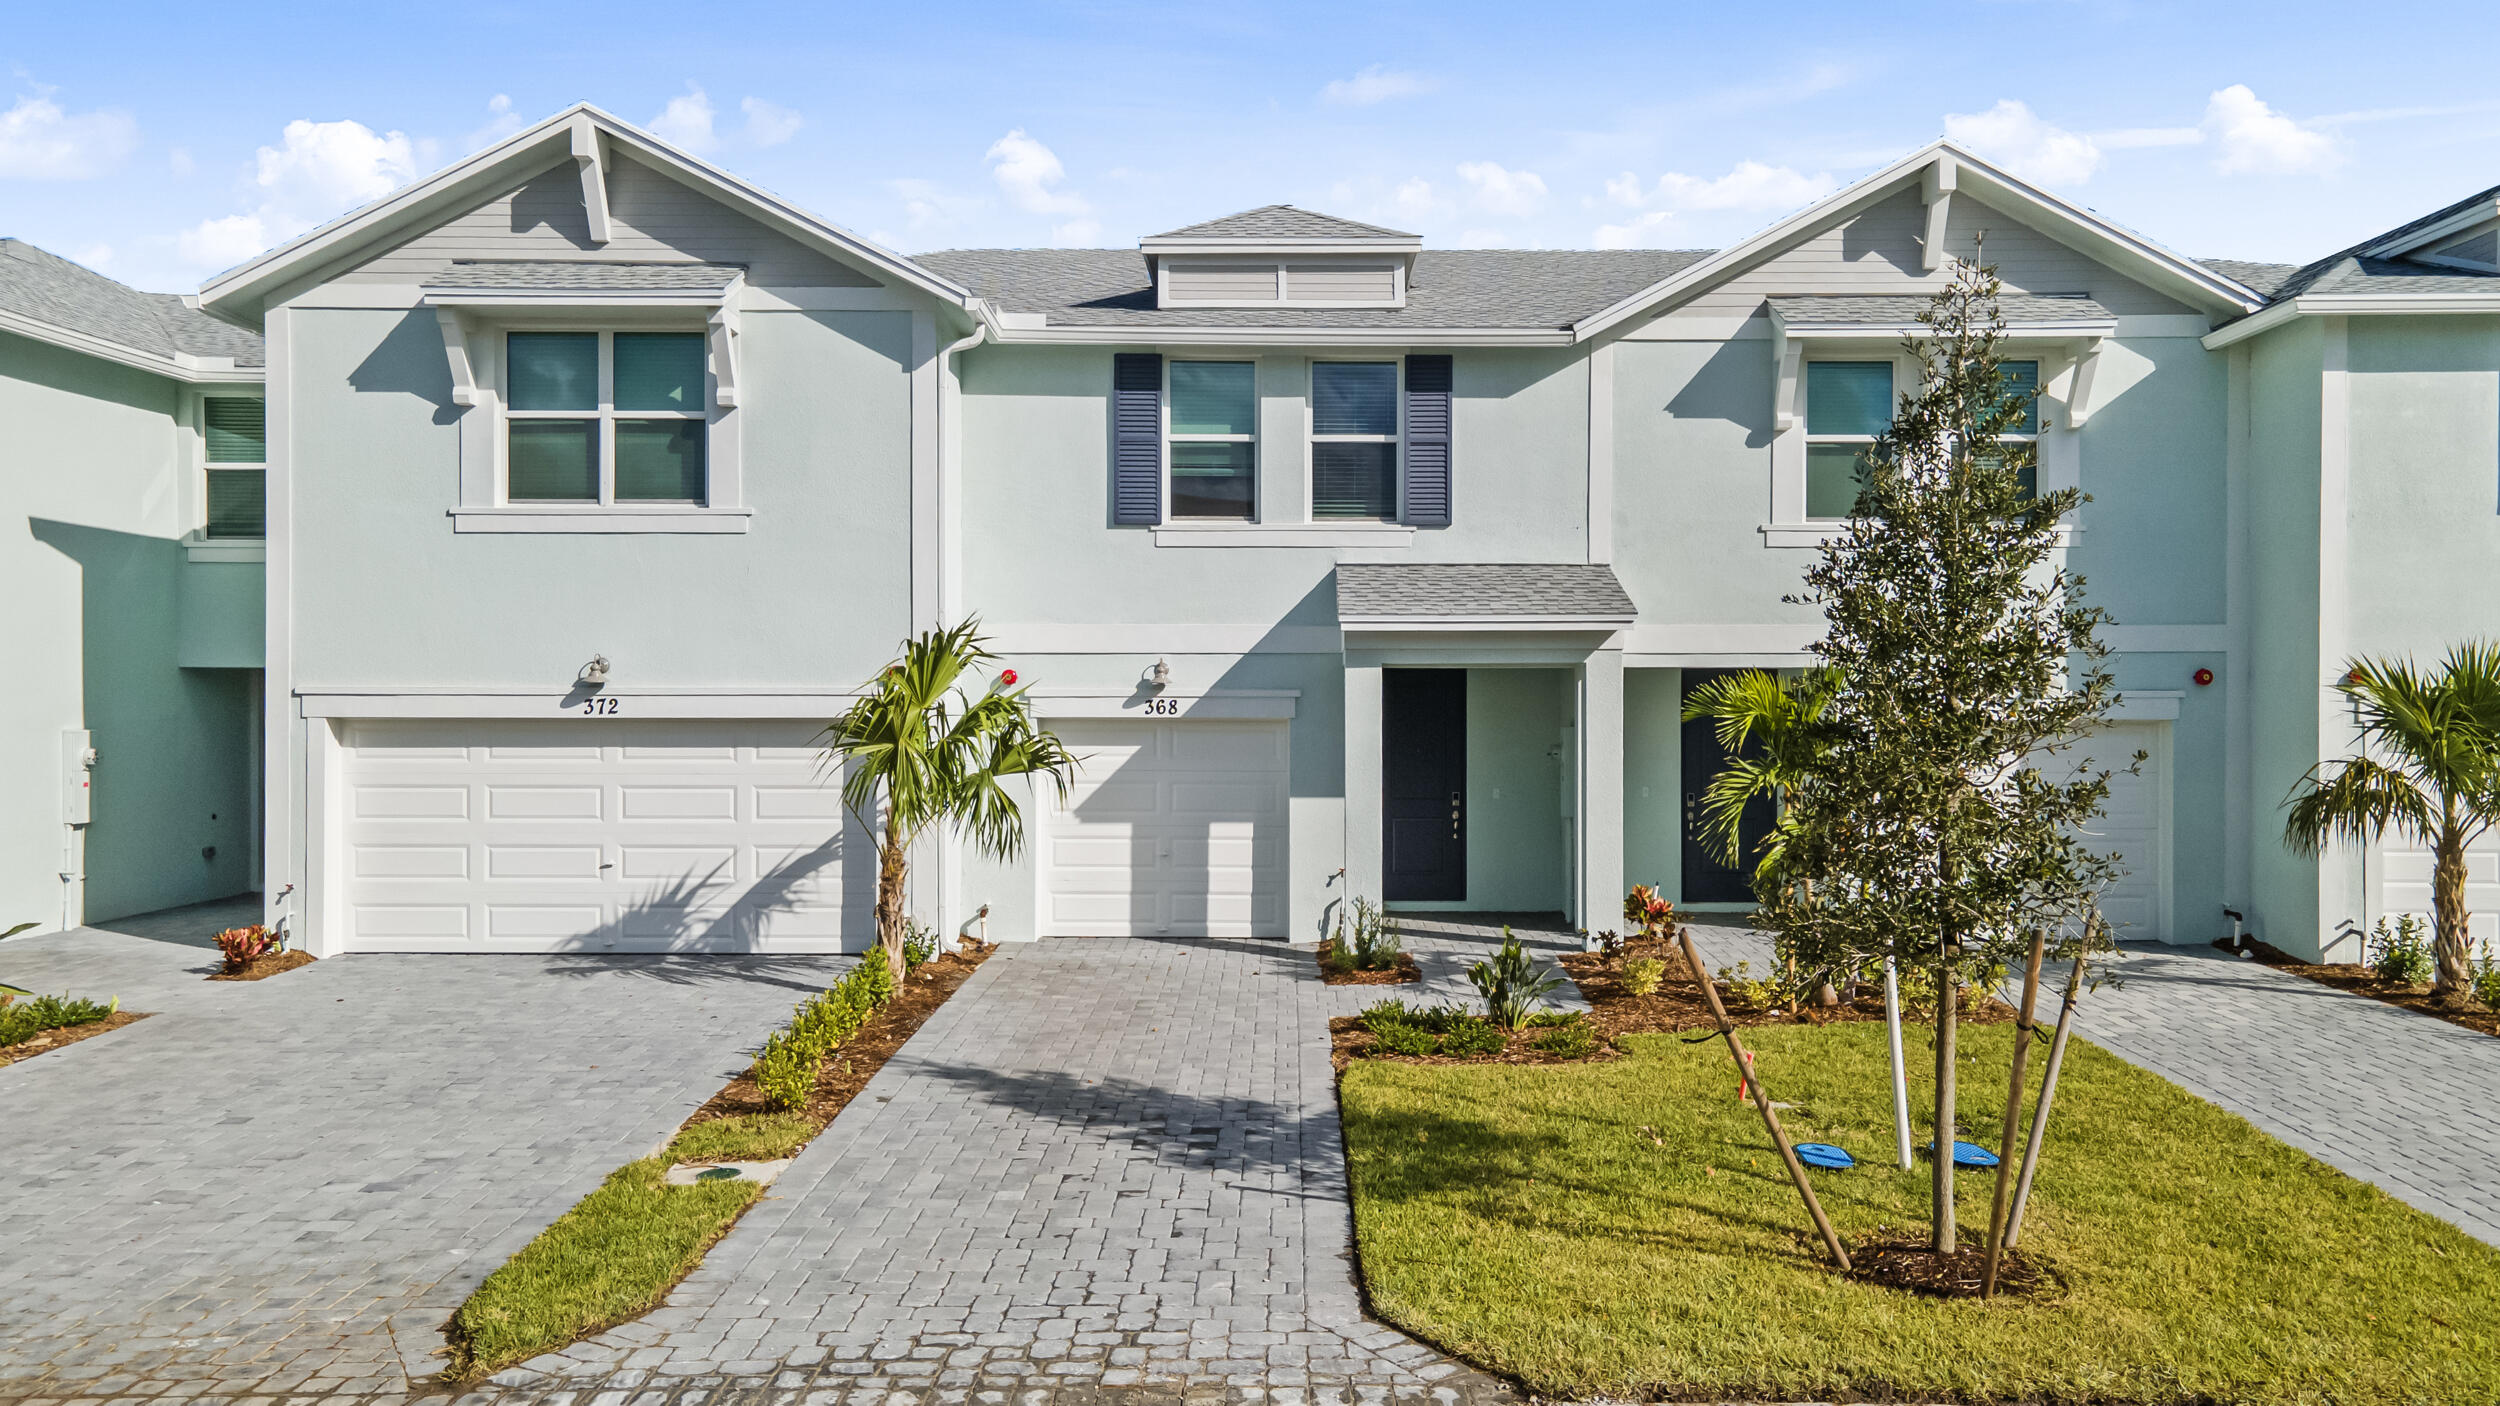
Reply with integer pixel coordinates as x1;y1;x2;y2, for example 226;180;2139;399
935;314;989;947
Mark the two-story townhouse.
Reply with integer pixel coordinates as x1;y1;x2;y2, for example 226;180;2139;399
2;239;266;934
181;103;2500;963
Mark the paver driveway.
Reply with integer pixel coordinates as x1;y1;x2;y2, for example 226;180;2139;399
0;929;849;1402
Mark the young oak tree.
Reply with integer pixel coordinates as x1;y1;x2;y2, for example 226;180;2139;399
1762;254;2123;1257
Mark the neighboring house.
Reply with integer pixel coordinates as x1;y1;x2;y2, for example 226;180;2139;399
167;103;2499;962
1;238;265;934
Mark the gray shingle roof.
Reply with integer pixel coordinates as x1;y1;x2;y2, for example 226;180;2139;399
1769;293;2113;324
423;261;745;291
2210;186;2500;316
2198;260;2302;298
913;248;1710;330
1335;563;1636;622
0;239;262;368
1149;206;1414;241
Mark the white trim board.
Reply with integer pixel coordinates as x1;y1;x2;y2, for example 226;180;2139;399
1027;688;1299;720
299;688;867;720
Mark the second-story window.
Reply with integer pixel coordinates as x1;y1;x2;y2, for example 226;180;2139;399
1804;360;1892;519
1312;361;1398;519
203;395;266;538
1997;360;2041;498
1167;360;1256;520
506;331;707;505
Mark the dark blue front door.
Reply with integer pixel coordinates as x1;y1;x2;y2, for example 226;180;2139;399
1384;669;1466;902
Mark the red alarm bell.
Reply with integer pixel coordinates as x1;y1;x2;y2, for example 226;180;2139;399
2193;667;2214;687
1000;668;1018;687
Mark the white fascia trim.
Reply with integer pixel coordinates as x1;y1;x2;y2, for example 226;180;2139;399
983;624;1345;655
1572;141;2265;342
1774;317;2118;341
2109;690;2185;722
1028;688;1301;720
2202;293;2500;348
1339;616;1637;632
0;307;263;384
1140;236;1420;255
2358;199;2500;260
448;505;754;533
300;687;863;719
978;320;1568;347
199;103;973;325
1151;523;1415;548
420;289;736;310
1761;522;2079;548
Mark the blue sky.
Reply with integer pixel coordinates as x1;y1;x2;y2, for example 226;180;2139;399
7;1;2500;293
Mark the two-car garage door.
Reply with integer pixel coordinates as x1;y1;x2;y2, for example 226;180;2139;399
340;719;869;953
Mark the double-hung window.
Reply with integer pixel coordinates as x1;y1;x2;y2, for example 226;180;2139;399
1995;360;2041;498
203;396;267;538
1167;361;1257;520
506;331;707;505
1311;361;1399;519
1804;361;1892;520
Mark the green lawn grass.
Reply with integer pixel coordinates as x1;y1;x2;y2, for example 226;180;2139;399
1340;1023;2500;1404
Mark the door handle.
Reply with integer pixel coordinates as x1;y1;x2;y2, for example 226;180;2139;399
1450;790;1463;839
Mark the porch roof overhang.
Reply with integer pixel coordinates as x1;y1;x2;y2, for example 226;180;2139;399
1334;563;1636;635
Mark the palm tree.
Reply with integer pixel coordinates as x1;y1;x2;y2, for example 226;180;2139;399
1681;666;1840;882
2285;643;2500;1010
823;621;1079;981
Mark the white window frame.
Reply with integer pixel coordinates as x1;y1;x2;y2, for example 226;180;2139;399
1995;357;2043;496
434;295;750;535
1308;357;1404;524
1164;358;1260;524
500;329;709;508
1799;357;1895;524
184;385;270;561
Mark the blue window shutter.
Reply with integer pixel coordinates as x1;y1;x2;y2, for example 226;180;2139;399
1113;353;1163;525
1404;355;1453;526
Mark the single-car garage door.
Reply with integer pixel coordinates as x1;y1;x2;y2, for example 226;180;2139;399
338;719;869;953
1039;718;1287;937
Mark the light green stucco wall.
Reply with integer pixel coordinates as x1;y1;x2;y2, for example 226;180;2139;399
287;306;917;689
1624;666;1683;900
2;330;257;928
2243;319;2327;955
2070;337;2229;626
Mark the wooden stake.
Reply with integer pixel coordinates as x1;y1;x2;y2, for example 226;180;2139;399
1981;927;2047;1297
1676;927;1852;1271
2006;939;2092;1250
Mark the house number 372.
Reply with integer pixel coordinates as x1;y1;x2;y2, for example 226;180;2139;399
1140;698;1181;716
581;697;620;715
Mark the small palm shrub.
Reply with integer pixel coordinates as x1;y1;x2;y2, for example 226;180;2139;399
1468;929;1563;1030
1621;957;1667;996
2369;914;2434;987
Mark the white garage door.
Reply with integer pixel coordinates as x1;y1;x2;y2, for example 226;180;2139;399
338;719;869;953
2056;721;2171;942
2375;839;2500;955
1039;718;1288;938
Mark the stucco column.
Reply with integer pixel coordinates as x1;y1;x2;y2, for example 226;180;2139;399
1344;662;1384;913
1576;648;1625;941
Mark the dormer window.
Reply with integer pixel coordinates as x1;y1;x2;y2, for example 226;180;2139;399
1140;205;1419;310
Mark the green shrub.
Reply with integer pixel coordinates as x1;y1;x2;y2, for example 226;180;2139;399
2369;914;2434;986
1469;929;1563;1030
1439;1018;1508;1057
1717;961;1780;1012
2473;947;2500;1012
1529;1021;1600;1058
853;954;898;1007
1524;1009;1584;1028
0;992;116;1046
902;919;939;969
1371;1022;1444;1057
750;1032;818;1112
1621;957;1667;996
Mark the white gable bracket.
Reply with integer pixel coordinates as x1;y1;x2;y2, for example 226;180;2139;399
435;308;476;407
1772;331;1804;432
571;115;611;246
709;298;742;409
2062;335;2106;428
1921;155;1957;273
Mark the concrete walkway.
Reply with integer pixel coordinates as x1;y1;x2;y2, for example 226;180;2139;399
1685;925;2500;1248
0;928;850;1403
491;937;1517;1405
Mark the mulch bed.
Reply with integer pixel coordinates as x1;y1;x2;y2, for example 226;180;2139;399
2223;938;2500;1038
1327;1015;1607;1071
1847;1237;2051;1299
1559;932;2017;1043
210;949;317;982
1318;950;1421;985
682;942;992;1129
0;1010;150;1067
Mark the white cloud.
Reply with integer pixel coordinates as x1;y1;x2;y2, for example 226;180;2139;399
176;117;416;270
466;94;528;152
1592;209;1675;250
1617;160;1836;213
73;243;112;269
1391;178;1443;221
986;128;1090;216
1320;66;1432;106
2095;125;2203;150
1457;160;1546;216
1051;218;1102;247
2203;85;2340;176
890;176;982;234
650;85;719;152
741;97;803;148
0;92;139;179
1943;99;2104;187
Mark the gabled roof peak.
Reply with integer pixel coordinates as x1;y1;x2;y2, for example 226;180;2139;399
1143;205;1419;250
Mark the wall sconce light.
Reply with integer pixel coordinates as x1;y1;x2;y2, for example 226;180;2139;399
1147;658;1172;691
579;654;611;689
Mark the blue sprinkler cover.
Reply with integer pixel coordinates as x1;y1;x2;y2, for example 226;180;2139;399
1923;1140;2000;1168
1793;1142;1854;1170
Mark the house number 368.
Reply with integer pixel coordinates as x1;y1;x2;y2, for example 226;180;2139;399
1141;698;1181;716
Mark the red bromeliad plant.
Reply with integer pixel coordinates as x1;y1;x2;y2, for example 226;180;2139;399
214;924;282;971
1624;884;1675;939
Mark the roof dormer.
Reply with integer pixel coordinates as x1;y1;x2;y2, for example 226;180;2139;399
1139;205;1421;310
